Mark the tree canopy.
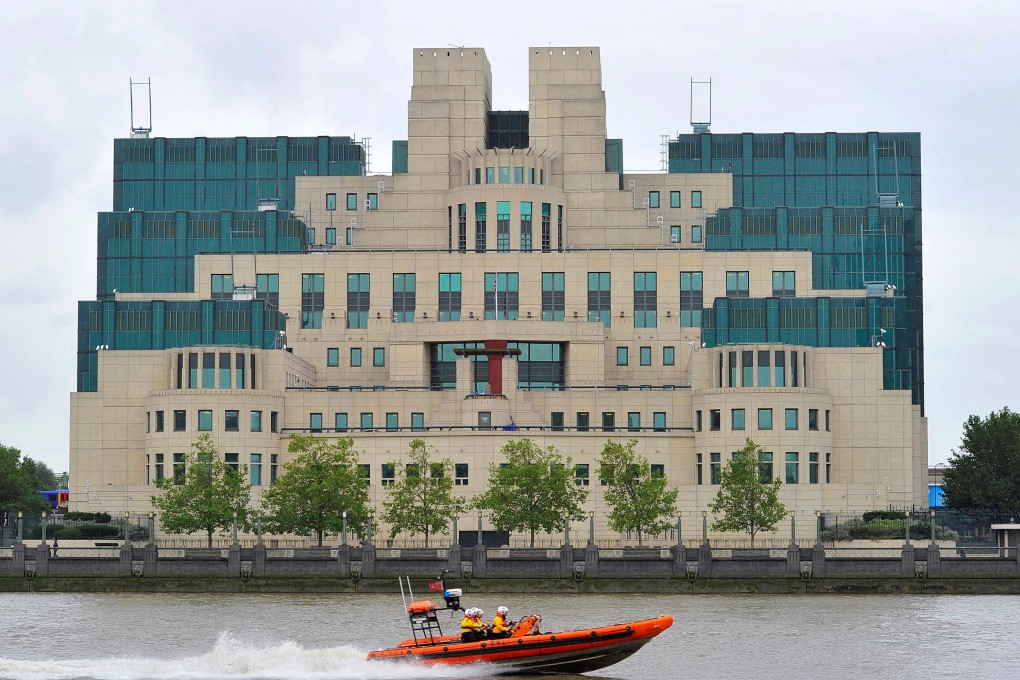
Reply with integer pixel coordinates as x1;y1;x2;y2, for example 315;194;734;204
597;439;678;545
943;407;1020;510
261;435;371;546
380;438;465;547
474;438;589;547
150;434;252;546
0;443;48;513
709;438;788;546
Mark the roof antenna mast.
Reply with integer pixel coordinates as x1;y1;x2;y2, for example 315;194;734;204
130;78;152;138
690;78;712;133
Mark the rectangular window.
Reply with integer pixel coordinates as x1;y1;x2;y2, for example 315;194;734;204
809;409;819;431
551;412;564;431
256;273;279;309
602;412;616;432
726;271;750;298
732;408;745;431
202;352;215;388
155;453;164;483
173;453;186;485
691;190;702;208
438;272;462;321
710;453;721;484
785;408;799;430
692;225;703;243
382;463;395;487
373;347;385;367
458;203;467;252
617;346;629;366
541;203;552;252
756;350;770;387
520;201;533;252
826;452;832;483
474;168;481;185
785;452;799;484
634;272;657;328
361;412;374;430
156;410;165;432
680;272;703;327
628;412;641;431
350;347;362;367
225;410;239;432
696;410;702;432
392;273;416;322
541;272;565;320
772;271;796;297
475;201;487;253
326;193;336;211
825;410;831;431
310;413;322;432
326;227;336;245
775;351;786;387
499;166;510;183
411;412;424;432
485;272;519;320
224;452;239;475
670;190;681;208
649;191;660;208
758;451;774;482
809;452;820;484
386;412;398;432
335;412;348;431
327;348;339;367
575;463;590;487
270;411;278;433
742;350;754;386
302;273;325;329
514;166;524;183
346;193;357;210
250;410;262;432
710;409;721;431
653;412;666;431
663;346;675;366
577;412;589;431
588;272;611;327
367;193;378;210
346;273;369;329
455;463;469;486
670;225;681;243
486;167;495;184
211;274;233;300
496;202;510;252
696;453;703;485
271;454;279;484
197;410;212;431
640;346;652;366
758;408;773;430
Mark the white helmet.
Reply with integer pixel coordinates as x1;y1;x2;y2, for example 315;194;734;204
497;606;509;615
475;609;484;617
467;607;478;617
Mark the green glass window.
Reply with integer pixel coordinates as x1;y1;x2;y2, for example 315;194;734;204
786;452;799;484
785;408;799;430
640;346;652;366
514;166;524;183
173;453;186;485
367;193;378;210
649;191;660;208
773;271;796;297
520;201;533;253
670;225;681;244
541;272;564;320
809;452;820;484
758;350;771;386
732;408;745;430
653;412;666;431
577;412;589;431
634;272;657;328
346;193;357;210
225;410;239;432
602;412;615;432
486;167;495;184
670;191;681;208
710;453;721;484
499;166;510;183
485;272;519;320
386;412;398;431
202;352;215;387
211;274;233;300
775;351;786;387
759;452;774;482
663;346;675;365
758;408;773;430
411;412;424;432
335;412;348;432
250;454;262;486
438;272;461;321
392;273;416;322
680;272;703;327
361;412;374;430
256;273;279;309
628;412;641;431
809;409;819;431
219;352;231;388
551;412;564;431
326;193;336;210
198;410;212;431
616;346;629;366
496;201;510;252
251;410;262;432
691;190;702;208
742;350;753;386
327;348;339;366
692;225;703;243
588;272;611;327
710;409;721;431
575;463;589;487
475;202;487;253
541;203;552;252
350;347;362;367
726;271;750;298
310;413;322;432
347;273;369;329
302;273;325;329
373;347;385;367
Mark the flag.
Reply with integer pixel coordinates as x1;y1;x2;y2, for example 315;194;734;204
428;580;444;591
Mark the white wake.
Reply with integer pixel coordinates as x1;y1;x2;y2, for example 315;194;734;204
0;631;495;680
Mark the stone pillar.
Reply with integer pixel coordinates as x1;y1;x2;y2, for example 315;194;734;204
228;544;241;578
144;542;158;577
12;543;25;566
901;542;915;577
812;542;826;578
120;541;133;575
335;543;349;579
472;542;486;579
787;543;801;577
697;542;713;578
560;543;573;579
586;542;600;578
670;543;685;579
447;543;462;576
927;543;941;578
34;543;49;577
361;541;376;578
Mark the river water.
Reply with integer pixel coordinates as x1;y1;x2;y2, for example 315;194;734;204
1;591;1017;679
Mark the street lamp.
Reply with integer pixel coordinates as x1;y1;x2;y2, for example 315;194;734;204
342;510;348;546
476;510;483;547
676;511;682;547
930;508;936;544
588;510;595;546
124;511;131;543
17;511;23;545
815;511;822;543
904;510;911;544
790;511;796;544
702;510;708;544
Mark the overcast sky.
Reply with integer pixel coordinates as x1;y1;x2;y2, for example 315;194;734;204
1;1;1017;474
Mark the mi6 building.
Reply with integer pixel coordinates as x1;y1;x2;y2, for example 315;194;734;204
71;47;926;541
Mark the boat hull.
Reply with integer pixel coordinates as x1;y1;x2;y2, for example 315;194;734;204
367;615;672;675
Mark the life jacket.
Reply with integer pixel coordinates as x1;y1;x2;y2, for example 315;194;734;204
461;616;482;633
492;613;510;634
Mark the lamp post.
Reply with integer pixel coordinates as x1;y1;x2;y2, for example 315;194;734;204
676;511;682;547
904;510;911;544
231;511;238;545
17;511;23;545
148;512;155;546
476;510;483;547
790;511;796;544
41;511;47;544
342;511;348;546
815;511;822;543
930;508;936;544
124;511;131;543
588;510;595;546
702;510;708;544
563;517;570;546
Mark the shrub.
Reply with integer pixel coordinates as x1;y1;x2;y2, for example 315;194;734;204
53;524;120;540
862;510;905;523
64;512;112;524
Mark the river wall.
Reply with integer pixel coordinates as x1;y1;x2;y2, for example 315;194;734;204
2;542;1019;594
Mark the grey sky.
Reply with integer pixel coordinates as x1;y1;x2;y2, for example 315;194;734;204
1;1;1016;474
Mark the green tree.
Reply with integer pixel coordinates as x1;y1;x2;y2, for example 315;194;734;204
709;438;787;546
150;434;251;547
943;407;1020;509
20;458;58;491
598;439;678;545
261;434;371;546
0;443;48;513
474;438;589;547
381;439;465;547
